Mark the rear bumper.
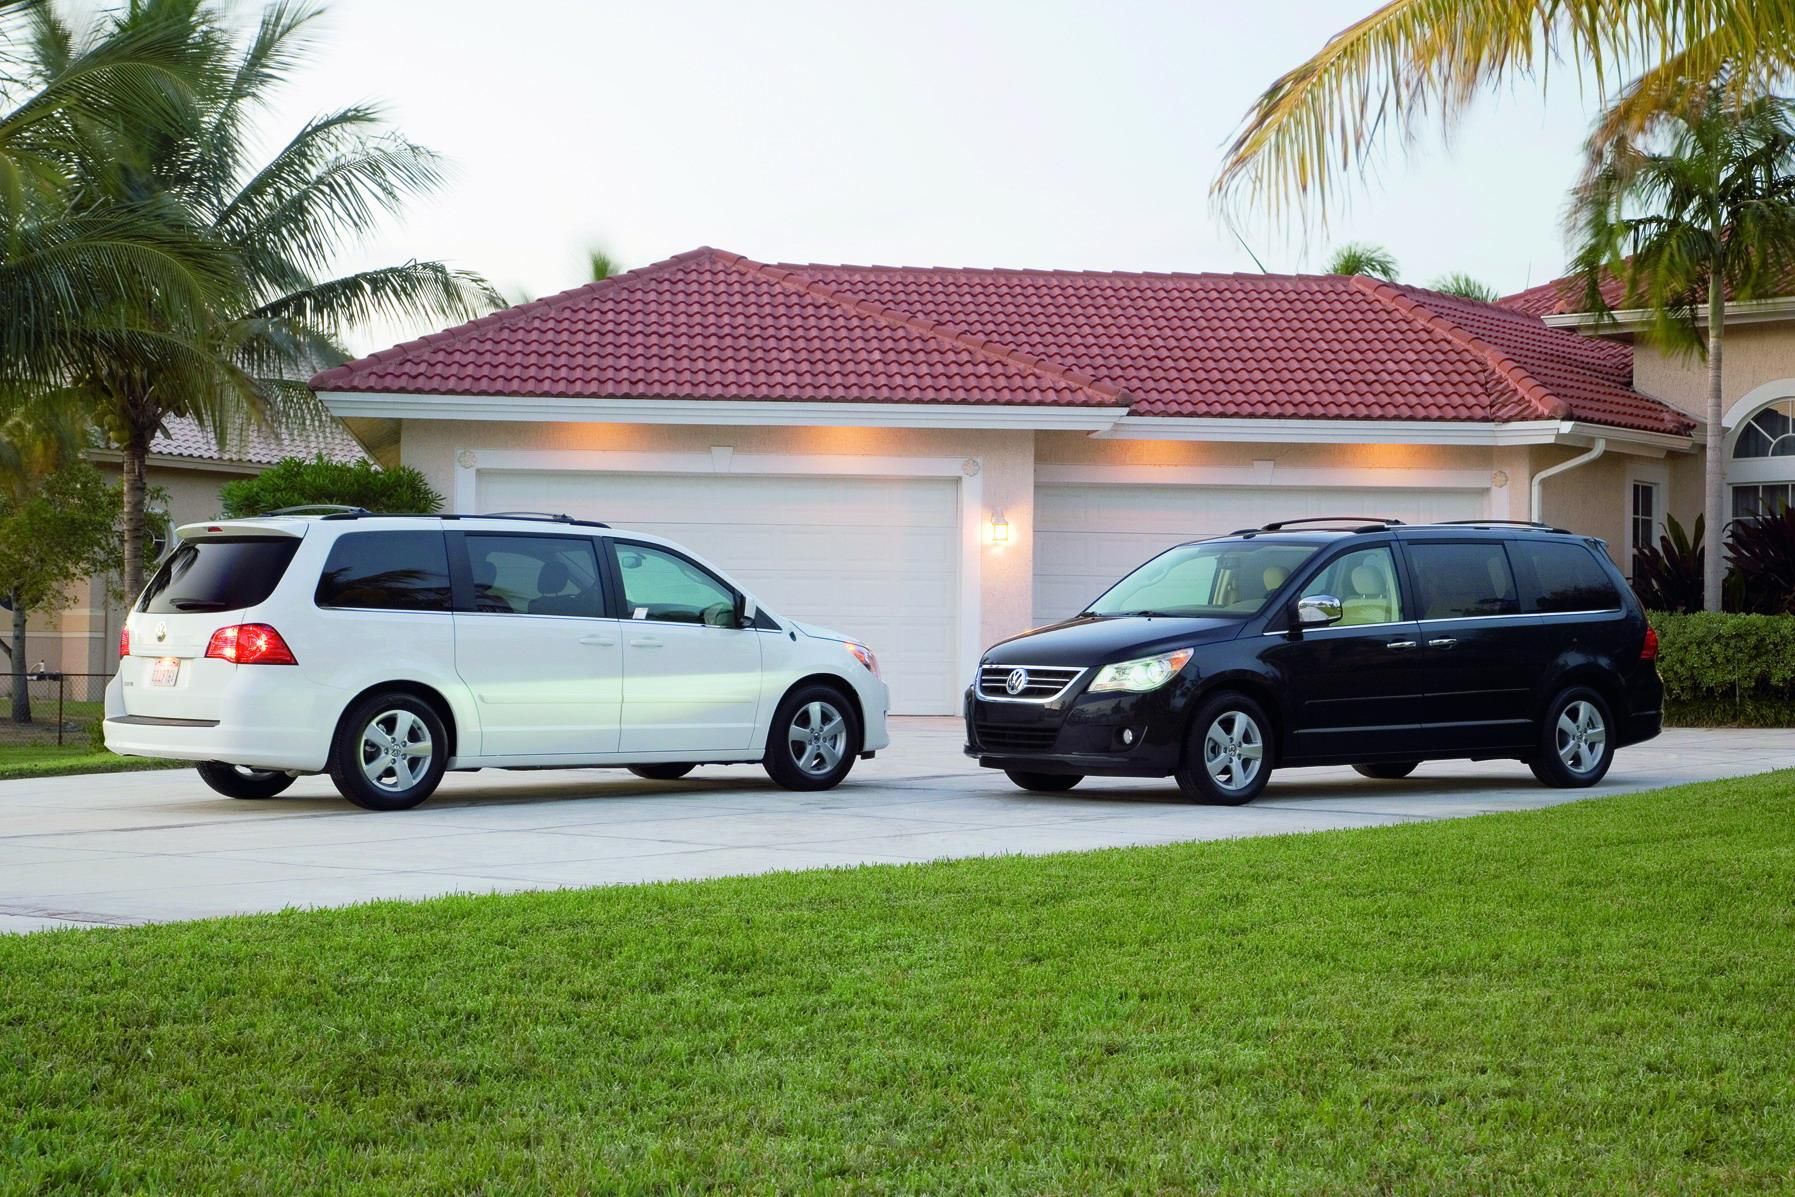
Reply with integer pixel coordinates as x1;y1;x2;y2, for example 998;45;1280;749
103;672;337;771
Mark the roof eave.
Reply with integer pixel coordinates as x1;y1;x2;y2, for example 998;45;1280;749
1544;295;1795;332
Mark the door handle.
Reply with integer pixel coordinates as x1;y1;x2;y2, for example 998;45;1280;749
579;634;617;647
629;636;663;648
1385;640;1417;651
1428;637;1458;649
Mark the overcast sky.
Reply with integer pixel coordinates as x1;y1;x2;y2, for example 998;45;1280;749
248;0;1614;352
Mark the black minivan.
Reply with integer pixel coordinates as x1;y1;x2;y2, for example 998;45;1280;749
965;518;1662;804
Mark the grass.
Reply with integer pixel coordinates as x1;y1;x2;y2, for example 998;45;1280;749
2;775;1792;1193
0;743;186;781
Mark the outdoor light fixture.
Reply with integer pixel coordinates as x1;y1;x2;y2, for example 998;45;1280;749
990;513;1010;544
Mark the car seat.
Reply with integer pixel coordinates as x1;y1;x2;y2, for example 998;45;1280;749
1342;563;1397;625
473;558;513;613
528;559;589;616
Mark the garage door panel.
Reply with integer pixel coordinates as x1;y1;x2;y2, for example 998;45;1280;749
1034;484;1487;626
476;470;959;714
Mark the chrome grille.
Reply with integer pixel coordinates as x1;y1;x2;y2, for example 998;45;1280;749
977;664;1084;702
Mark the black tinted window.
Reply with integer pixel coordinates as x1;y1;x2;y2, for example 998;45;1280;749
315;531;451;611
1408;542;1520;619
140;538;300;614
1511;540;1622;613
465;535;604;617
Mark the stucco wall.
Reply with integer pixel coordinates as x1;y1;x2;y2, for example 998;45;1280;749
1631;322;1795;424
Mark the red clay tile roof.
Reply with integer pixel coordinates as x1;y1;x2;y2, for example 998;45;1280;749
1500;265;1795;318
149;414;367;466
312;247;1693;436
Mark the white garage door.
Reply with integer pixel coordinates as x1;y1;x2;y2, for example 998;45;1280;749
474;470;961;714
1034;484;1488;625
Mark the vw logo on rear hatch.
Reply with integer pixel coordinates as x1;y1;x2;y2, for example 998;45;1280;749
1005;668;1029;695
154;622;167;643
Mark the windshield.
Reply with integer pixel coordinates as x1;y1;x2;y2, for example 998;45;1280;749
1085;540;1321;618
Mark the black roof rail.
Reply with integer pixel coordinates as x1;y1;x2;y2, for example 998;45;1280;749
261;504;369;517
1260;516;1405;531
1433;518;1571;533
301;510;612;529
472;510;611;528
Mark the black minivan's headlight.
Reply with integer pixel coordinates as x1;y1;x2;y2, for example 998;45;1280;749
1089;648;1195;694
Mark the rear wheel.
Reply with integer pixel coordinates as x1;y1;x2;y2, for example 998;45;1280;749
1529;687;1615;788
1174;692;1273;805
328;692;449;811
1003;769;1082;793
763;685;860;791
196;761;295;800
1352;761;1420;780
628;764;696;781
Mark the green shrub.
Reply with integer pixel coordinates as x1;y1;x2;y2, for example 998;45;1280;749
219;456;443;518
1651;610;1795;726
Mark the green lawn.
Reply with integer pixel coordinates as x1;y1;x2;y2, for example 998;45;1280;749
0;743;185;780
3;775;1792;1193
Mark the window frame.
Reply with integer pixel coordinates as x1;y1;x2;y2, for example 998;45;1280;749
1507;538;1624;616
1628;480;1660;576
313;529;454;615
602;537;747;630
447;529;610;620
1401;537;1524;623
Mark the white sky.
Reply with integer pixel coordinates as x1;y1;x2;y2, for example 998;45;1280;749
249;0;1616;353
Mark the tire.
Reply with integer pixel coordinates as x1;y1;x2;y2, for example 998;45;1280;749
763;684;861;792
629;764;696;781
327;691;450;811
1173;691;1274;805
1004;769;1083;793
1529;686;1615;788
196;760;295;800
1352;761;1420;781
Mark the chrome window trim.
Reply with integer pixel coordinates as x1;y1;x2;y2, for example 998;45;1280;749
1263;608;1622;636
976;663;1087;704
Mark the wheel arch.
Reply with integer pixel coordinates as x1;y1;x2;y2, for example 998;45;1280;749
1186;672;1285;760
1538;664;1625;725
776;672;866;734
332;680;462;763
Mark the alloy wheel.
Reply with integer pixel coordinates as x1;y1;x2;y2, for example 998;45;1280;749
360;708;434;792
1555;700;1607;775
1202;710;1264;792
788;699;847;776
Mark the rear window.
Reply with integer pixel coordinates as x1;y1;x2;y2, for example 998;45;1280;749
315;531;451;612
1510;540;1623;613
139;538;300;614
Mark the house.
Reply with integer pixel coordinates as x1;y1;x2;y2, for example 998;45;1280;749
26;417;365;679
312;246;1714;716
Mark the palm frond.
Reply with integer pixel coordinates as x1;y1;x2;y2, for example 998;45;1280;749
247;261;505;339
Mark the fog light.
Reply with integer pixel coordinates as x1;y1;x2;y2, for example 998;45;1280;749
1121;728;1136;746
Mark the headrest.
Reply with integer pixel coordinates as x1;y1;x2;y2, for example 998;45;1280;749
1262;566;1289;590
1350;564;1382;596
536;559;570;595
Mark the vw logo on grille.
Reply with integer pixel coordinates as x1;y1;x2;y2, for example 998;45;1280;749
1004;668;1030;695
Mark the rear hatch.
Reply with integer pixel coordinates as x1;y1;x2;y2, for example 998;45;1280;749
118;522;305;720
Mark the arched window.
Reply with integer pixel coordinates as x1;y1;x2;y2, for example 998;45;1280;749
1730;398;1795;518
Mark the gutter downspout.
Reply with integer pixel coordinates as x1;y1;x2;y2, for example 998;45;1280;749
1530;438;1607;521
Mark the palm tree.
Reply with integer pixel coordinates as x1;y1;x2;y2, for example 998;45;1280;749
1429;272;1499;301
1570;86;1795;610
1211;1;1795;219
1324;241;1399;279
587;246;619;282
43;0;503;598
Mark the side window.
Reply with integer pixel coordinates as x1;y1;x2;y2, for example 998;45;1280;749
1300;547;1404;626
464;535;604;618
315;531;451;611
1510;540;1622;614
612;542;738;627
1408;542;1520;620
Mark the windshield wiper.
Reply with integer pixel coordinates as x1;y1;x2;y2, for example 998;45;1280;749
169;599;230;612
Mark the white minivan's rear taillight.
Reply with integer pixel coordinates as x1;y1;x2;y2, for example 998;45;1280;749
206;624;298;666
119;626;131;658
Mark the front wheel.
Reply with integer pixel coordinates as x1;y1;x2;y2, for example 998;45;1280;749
629;764;696;781
327;692;449;811
1173;692;1274;805
196;761;295;800
1529;687;1615;788
763;685;860;791
1004;769;1082;793
1352;761;1420;781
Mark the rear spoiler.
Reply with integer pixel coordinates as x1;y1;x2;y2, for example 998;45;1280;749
175;519;309;540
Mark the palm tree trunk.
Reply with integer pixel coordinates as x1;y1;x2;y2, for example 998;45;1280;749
121;425;150;603
9;596;29;725
1704;271;1726;612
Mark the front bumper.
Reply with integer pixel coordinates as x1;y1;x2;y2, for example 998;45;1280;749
962;681;1190;777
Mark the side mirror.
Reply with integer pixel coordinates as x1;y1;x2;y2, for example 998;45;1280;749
737;594;758;628
1295;594;1343;627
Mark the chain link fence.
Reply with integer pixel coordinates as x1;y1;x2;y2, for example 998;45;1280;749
0;672;112;746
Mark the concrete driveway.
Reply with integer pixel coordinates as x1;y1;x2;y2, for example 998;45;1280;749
4;718;1792;932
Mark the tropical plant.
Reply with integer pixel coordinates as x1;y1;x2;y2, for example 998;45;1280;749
1631;512;1706;613
1323;241;1398;280
587;246;619;282
1211;0;1795;220
32;0;502;600
1570;86;1795;610
218;455;443;518
1726;508;1795;614
1429;272;1499;301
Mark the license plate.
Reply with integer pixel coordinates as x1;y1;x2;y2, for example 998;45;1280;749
149;657;181;687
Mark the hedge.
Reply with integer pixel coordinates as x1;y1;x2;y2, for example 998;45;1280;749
1651;611;1795;727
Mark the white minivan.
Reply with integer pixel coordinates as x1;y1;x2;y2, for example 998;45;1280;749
105;512;891;810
